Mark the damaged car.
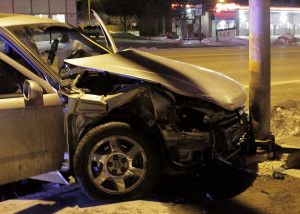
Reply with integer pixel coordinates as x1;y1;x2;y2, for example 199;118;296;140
0;12;254;201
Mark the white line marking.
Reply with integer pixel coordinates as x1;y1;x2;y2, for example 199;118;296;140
242;79;300;89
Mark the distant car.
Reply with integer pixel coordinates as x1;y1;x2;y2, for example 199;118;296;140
0;11;253;202
84;25;102;38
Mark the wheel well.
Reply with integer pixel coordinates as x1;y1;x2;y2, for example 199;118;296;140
78;98;157;148
77;116;166;164
71;97;167;172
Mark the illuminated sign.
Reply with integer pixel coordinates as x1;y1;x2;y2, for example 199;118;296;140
186;4;195;8
239;5;300;12
171;3;195;10
215;3;239;13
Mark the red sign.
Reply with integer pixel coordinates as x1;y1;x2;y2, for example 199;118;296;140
171;3;195;10
215;3;239;13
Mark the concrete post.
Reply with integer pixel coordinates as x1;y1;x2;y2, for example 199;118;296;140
198;16;202;41
249;0;271;140
162;17;166;36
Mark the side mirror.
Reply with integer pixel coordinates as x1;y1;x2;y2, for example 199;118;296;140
23;80;43;101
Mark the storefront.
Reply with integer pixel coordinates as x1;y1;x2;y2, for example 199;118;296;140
171;2;300;38
212;3;300;36
0;0;77;26
171;3;212;39
211;3;239;37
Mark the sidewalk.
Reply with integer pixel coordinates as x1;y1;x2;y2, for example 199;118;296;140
111;34;300;50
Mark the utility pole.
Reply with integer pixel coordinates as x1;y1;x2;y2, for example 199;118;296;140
249;0;271;140
88;0;91;25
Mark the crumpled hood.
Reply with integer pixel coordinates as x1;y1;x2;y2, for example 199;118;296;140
65;49;247;111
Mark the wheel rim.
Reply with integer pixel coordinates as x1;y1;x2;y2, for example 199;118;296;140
87;135;147;194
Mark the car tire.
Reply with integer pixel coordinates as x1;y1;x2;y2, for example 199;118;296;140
73;122;159;202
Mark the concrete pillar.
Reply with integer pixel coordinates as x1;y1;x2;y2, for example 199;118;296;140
249;0;271;140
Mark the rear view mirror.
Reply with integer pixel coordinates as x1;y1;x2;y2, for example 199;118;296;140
23;80;43;101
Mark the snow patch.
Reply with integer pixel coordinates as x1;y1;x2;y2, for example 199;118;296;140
271;100;300;141
258;161;285;177
273;34;300;46
199;37;249;46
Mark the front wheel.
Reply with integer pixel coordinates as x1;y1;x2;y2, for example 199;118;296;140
73;122;159;202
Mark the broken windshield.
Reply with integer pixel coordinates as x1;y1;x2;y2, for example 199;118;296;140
7;24;110;78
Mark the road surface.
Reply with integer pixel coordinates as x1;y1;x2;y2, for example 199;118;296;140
1;174;299;214
149;46;300;109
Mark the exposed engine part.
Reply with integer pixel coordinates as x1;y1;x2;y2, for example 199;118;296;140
214;128;233;151
225;147;242;160
214;111;249;152
150;89;172;122
216;154;232;166
162;130;211;166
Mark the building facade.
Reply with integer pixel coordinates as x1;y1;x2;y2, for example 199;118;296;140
210;3;300;37
0;0;77;26
238;5;300;36
172;3;300;38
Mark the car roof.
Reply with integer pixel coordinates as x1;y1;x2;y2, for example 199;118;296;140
0;13;60;27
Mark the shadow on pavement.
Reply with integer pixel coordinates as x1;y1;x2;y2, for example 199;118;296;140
4;165;259;214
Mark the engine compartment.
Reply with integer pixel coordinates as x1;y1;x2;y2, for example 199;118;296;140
69;70;250;172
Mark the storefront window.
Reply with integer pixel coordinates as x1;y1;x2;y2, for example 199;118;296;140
52;14;66;23
217;20;227;29
228;21;235;28
216;20;236;30
35;14;49;18
239;11;247;23
280;12;288;23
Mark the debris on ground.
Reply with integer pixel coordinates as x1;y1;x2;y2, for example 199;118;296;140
260;190;270;195
273;172;285;180
258;160;285;177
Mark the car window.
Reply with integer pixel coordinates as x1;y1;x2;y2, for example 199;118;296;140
0;39;6;53
0;60;24;98
0;36;42;78
7;24;109;76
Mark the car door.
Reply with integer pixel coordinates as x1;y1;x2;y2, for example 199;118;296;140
0;51;65;185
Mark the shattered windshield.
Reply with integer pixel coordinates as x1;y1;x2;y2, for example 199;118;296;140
7;24;110;79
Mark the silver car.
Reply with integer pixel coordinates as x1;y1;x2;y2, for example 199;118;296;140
0;12;252;201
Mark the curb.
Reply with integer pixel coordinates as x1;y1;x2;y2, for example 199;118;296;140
277;146;300;169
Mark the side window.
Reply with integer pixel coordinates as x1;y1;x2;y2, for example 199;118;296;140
5;44;40;77
0;39;6;53
0;60;23;97
0;37;41;78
